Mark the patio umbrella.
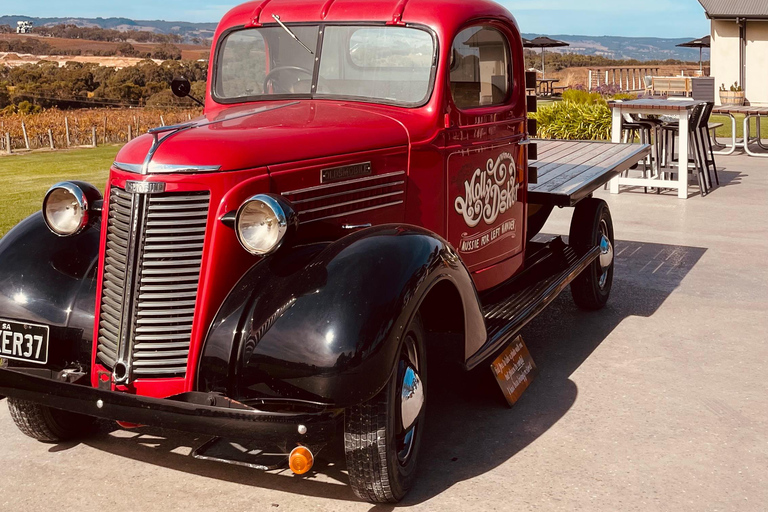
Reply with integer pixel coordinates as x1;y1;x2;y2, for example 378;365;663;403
676;35;710;73
524;36;570;78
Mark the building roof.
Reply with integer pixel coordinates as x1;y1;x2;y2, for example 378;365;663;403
698;0;768;19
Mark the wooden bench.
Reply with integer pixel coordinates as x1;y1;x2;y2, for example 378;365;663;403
651;77;692;97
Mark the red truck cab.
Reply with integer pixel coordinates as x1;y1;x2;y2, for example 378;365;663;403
0;0;633;503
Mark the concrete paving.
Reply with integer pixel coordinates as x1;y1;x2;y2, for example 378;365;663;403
1;153;767;511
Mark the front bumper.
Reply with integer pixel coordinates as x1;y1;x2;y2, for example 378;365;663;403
0;368;340;447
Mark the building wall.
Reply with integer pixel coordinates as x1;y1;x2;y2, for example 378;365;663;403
745;20;768;105
710;19;740;106
710;19;768;105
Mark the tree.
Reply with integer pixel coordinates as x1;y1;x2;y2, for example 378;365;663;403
116;43;137;57
151;44;182;61
0;83;10;108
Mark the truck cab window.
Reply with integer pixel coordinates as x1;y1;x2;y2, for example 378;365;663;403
216;26;319;99
317;26;435;105
450;26;511;109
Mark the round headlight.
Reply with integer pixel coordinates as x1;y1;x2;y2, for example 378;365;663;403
236;195;289;255
43;182;90;236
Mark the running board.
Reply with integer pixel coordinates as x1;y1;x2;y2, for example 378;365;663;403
465;238;600;370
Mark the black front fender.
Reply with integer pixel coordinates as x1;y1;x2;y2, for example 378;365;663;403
197;225;485;408
0;213;100;370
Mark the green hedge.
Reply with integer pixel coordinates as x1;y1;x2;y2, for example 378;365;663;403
531;101;612;141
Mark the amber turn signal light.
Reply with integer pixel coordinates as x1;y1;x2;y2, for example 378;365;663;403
289;446;314;475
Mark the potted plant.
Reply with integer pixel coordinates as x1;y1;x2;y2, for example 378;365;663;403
720;82;745;106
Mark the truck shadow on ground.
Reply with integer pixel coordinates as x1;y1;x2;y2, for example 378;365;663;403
61;239;706;506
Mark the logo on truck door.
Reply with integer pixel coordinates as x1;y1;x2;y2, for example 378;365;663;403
454;152;520;254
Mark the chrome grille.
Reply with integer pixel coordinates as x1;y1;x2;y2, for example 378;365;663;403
96;187;133;369
132;193;209;377
95;187;210;380
282;171;406;224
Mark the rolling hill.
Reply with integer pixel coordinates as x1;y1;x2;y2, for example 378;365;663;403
522;33;709;62
0;15;709;61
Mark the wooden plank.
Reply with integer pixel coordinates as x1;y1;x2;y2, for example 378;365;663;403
534;142;629;185
529;141;650;206
533;143;632;192
534;142;607;178
533;143;593;178
713;105;768;115
533;140;571;159
535;140;585;162
554;145;651;196
609;99;701;111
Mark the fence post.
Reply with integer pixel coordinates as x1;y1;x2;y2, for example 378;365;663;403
92;127;97;147
65;117;71;147
128;124;132;141
48;129;54;149
21;121;30;150
5;133;11;154
103;116;107;143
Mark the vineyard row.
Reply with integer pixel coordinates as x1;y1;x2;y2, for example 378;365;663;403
0;108;202;153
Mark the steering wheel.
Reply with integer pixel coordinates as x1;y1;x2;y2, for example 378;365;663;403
263;66;313;94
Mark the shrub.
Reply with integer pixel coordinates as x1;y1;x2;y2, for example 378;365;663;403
562;89;605;105
531;101;612;141
611;92;638;101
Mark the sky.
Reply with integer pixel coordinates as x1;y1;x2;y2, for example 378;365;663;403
4;0;711;38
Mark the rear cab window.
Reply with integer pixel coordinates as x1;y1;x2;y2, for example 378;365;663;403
449;26;512;109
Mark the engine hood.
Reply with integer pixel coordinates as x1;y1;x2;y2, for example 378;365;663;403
115;101;410;173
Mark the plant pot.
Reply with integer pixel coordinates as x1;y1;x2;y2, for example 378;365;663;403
719;90;745;106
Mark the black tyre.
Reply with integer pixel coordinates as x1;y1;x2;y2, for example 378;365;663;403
7;398;98;443
569;198;614;310
344;313;427;503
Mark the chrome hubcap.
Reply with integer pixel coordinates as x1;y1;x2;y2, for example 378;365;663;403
397;334;422;465
400;365;424;430
598;220;613;289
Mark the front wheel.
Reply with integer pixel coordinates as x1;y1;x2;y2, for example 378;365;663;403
344;313;427;503
7;398;98;443
569;198;615;310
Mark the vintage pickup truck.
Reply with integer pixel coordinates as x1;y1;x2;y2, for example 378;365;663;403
0;0;649;503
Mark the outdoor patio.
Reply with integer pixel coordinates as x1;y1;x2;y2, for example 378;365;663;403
0;151;765;510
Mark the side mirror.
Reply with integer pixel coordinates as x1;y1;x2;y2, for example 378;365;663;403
170;78;204;107
171;78;192;98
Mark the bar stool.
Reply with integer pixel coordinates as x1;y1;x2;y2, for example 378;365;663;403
660;103;710;196
695;102;720;187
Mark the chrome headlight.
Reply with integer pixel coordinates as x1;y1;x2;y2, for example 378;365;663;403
235;195;292;255
43;182;97;236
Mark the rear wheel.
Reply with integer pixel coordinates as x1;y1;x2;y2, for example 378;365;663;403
7;398;98;443
344;313;427;503
569;198;614;310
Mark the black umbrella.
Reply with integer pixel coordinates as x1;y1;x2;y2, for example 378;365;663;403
524;36;570;78
677;35;710;73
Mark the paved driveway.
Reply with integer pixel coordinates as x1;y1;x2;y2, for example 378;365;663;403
1;154;767;511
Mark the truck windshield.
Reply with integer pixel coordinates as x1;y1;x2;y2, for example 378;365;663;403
214;25;436;107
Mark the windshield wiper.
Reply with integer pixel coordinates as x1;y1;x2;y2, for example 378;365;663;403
272;14;314;55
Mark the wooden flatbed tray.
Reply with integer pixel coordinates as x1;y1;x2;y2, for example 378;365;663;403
529;140;651;206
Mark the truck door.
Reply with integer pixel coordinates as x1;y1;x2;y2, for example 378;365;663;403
444;23;527;291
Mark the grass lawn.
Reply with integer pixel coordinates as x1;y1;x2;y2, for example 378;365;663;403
0;145;119;237
711;114;768;140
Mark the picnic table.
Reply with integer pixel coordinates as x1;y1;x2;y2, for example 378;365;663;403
529;139;651;206
608;99;703;199
712;105;768;158
537;78;560;97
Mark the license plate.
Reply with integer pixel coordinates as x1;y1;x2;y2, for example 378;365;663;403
0;319;49;365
